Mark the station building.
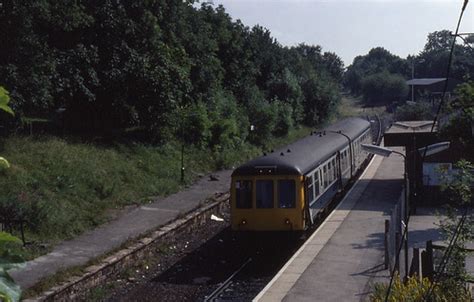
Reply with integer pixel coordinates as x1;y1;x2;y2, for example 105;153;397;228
384;120;466;206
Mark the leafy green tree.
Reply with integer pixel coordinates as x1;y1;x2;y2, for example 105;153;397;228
344;47;410;94
0;87;14;170
0;87;14;117
439;81;474;161
361;71;408;105
0;0;342;144
0;232;25;302
415;30;474;81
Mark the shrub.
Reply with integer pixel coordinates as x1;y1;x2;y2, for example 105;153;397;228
370;273;471;302
394;102;435;121
361;71;408;105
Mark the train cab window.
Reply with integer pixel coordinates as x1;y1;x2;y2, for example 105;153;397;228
278;180;296;208
235;180;252;209
256;180;274;208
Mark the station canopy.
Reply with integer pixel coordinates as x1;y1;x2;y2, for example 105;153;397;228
406;78;446;86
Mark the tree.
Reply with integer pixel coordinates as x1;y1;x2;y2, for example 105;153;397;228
361;71;408;105
0;87;14;170
415;30;474;81
0;232;25;302
439;81;474;161
344;47;410;94
0;88;14;117
0;88;22;302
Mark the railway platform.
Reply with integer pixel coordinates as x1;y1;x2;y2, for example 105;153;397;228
255;150;405;301
10;170;232;290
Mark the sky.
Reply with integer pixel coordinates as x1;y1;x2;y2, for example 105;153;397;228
203;0;474;66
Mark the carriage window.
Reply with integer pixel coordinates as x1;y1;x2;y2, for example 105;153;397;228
256;180;274;208
305;176;314;203
235;180;252;209
323;165;328;187
328;162;332;182
314;173;320;196
278;180;296;208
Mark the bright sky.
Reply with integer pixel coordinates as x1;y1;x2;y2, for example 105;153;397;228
205;0;474;66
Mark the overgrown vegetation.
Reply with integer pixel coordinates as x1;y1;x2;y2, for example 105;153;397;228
370;273;471;302
0;126;310;242
0;1;346;243
0;232;25;302
439;80;474;161
394;102;435;121
0;1;343;145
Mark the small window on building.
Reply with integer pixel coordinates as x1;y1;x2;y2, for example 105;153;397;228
256;180;274;208
235;180;252;208
278;179;296;208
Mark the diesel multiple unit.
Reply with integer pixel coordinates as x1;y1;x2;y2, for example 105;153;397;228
230;117;372;231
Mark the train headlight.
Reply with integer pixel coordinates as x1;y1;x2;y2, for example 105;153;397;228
241;219;247;225
285;218;291;225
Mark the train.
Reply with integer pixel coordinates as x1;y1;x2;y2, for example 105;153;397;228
230;117;373;231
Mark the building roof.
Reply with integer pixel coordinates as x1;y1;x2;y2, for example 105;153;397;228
232;117;371;177
386;121;437;134
406;78;446;86
384;120;439;147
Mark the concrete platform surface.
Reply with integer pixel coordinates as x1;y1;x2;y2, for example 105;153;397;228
11;170;232;289
256;152;405;302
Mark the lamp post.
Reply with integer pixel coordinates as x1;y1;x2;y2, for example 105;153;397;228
361;141;450;279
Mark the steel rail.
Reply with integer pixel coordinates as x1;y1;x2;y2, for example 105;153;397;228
204;257;253;302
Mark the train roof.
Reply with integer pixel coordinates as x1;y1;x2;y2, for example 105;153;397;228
232;117;371;177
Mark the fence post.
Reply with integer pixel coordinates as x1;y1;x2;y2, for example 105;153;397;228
384;219;389;269
410;247;421;280
422;240;434;281
395;232;401;274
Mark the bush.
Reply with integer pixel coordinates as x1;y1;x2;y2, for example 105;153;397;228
394;102;435;121
181;102;212;147
272;100;293;136
247;98;278;145
370;273;471;302
361;71;408;105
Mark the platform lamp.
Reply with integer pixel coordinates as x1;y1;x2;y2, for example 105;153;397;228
361;141;450;279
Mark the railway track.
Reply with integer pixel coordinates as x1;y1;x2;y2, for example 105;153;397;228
204;258;253;302
93;115;387;302
199;115;386;301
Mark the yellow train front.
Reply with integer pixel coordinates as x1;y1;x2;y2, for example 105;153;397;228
230;117;372;231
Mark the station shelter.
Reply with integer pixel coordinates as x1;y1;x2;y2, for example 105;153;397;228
383;121;460;206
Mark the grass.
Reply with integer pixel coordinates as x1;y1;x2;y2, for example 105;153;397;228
0;127;311;245
337;94;387;118
0;94;377;249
